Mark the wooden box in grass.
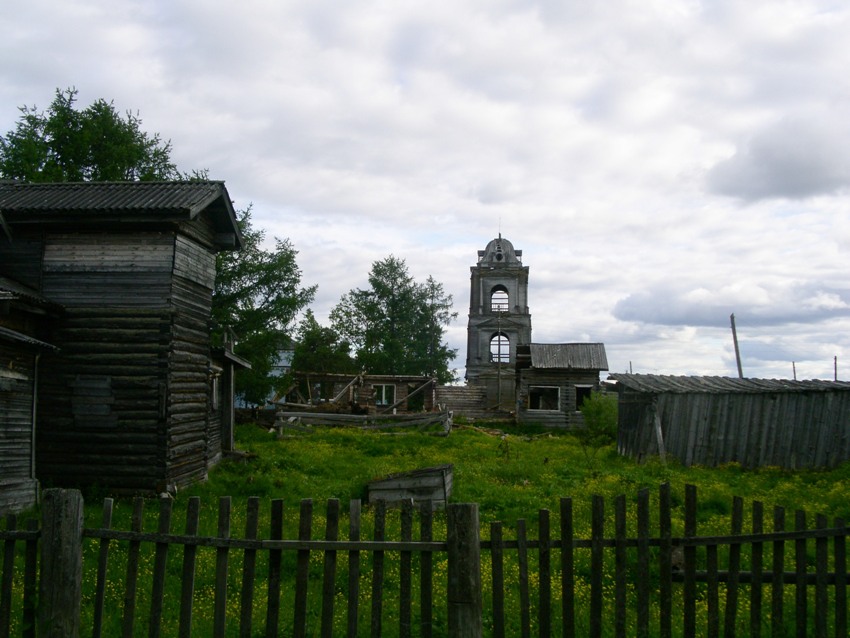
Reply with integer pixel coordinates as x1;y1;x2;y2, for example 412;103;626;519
367;464;453;510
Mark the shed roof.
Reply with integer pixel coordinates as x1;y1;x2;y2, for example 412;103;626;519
0;181;242;248
608;373;850;394
518;343;608;370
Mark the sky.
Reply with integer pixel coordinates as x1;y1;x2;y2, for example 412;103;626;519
2;0;849;382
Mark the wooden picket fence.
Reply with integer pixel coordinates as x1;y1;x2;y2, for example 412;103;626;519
1;483;848;637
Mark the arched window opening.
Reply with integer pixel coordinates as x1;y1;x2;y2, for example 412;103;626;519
490;287;509;312
490;332;510;363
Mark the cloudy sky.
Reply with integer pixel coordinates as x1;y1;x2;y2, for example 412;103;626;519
3;0;849;381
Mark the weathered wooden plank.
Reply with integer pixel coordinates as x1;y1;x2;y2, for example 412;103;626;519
684;486;697;638
399;500;412;638
771;507;785;638
239;497;259;638
122;498;144;638
347;500;361;638
636;490;650;638
490;521;505;638
724;496;743;638
614;497;626;638
92;499;114;638
0;514;16;637
294;499;312;638
320;499;339;638
590;497;603;638
39;489;83;638
750;501;764;638
148;497;173;638
265;499;283;638
419;501;434;638
370;501;386;638
795;510;807;637
214;497;231;638
179;497;201;638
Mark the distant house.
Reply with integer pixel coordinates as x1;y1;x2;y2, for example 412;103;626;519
610;373;850;469
515;343;609;428
0;181;246;508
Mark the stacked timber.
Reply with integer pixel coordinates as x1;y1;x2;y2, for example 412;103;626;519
367;464;453;509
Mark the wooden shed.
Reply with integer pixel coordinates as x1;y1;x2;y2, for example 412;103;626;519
0;276;61;514
610;373;850;469
0;181;244;494
515;343;608;428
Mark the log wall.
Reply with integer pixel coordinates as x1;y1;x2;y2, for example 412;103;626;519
516;369;601;428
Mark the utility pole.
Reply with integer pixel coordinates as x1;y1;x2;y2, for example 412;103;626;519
730;313;743;379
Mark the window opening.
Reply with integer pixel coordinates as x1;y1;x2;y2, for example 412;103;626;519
528;386;560;410
490;287;509;312
490;333;510;363
575;385;593;411
374;384;395;406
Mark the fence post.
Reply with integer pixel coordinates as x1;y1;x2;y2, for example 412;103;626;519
447;503;482;638
39;488;84;638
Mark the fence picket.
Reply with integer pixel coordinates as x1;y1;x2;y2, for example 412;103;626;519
490;521;505;638
213;496;231;638
370;500;386;638
539;508;551;638
179;496;200;638
148;497;173;638
321;498;340;638
636;489;650;638
659;484;672;638
121;497;144;638
707;539;719;637
614;496;626;638
724;496;743;638
815;513;828;638
265;499;284;638
750;501;764;638
517;518;530;638
347;500;361;638
399;499;413;638
835;516;847;638
795;510;807;638
419;501;433;638
772;506;785;638
684;485;697;638
239;496;260;638
590;495;604;638
23;519;37;638
1;514;16;637
92;499;114;638
294;498;312;638
560;497;575;638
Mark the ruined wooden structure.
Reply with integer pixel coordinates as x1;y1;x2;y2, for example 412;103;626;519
611;373;850;468
0;181;245;503
283;371;437;414
515;343;609;428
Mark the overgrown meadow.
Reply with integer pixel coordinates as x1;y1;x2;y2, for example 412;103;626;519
11;421;850;635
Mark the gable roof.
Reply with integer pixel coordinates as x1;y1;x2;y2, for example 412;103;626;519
607;373;850;394
0;181;242;249
517;343;609;370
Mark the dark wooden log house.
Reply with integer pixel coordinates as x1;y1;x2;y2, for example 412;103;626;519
0;181;245;503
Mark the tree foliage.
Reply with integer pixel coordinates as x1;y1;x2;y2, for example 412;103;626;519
212;207;317;406
0;87;177;181
291;310;357;376
330;256;457;383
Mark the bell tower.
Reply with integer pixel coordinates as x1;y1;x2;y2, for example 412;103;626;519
465;235;532;410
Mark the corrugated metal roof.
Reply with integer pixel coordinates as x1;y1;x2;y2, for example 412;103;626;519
527;343;609;370
608;373;850;394
0;181;226;217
